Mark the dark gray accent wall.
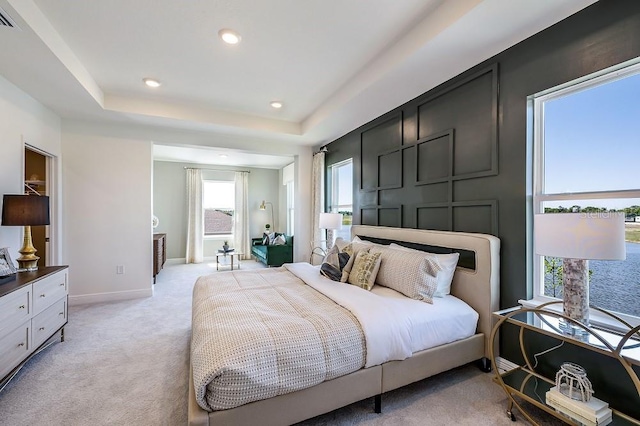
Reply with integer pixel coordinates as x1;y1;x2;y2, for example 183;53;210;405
324;0;640;368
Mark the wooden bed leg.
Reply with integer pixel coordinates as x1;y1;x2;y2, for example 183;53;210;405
374;394;382;414
478;357;492;373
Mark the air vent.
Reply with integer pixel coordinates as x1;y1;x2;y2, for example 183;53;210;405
0;6;18;29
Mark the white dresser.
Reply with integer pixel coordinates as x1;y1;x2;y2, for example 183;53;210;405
0;266;68;385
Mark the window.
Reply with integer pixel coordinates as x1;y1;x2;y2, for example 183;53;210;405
283;162;295;236
329;159;353;241
203;181;234;236
532;60;640;319
286;180;295;236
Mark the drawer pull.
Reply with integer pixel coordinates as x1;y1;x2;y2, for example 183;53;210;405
18;305;25;309
40;294;46;298
59;312;64;316
59;283;65;287
39;327;45;331
18;343;24;347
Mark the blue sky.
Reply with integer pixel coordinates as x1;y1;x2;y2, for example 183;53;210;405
544;70;640;209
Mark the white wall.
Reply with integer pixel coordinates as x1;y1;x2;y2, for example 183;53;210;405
0;75;61;264
153;160;280;260
62;126;153;304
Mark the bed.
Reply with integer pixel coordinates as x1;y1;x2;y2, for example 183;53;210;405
188;225;500;426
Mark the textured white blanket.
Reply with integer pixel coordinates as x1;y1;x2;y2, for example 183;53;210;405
191;266;365;411
285;263;414;367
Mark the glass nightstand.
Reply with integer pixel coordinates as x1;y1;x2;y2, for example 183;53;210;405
490;304;640;425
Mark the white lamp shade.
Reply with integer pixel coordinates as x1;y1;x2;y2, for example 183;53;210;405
534;213;626;260
319;212;342;230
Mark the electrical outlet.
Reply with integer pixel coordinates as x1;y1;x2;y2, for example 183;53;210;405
116;265;125;274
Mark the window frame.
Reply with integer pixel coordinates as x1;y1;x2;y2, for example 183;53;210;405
528;59;640;328
202;180;235;238
328;159;353;241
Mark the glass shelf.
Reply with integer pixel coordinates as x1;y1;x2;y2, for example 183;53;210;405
495;306;640;367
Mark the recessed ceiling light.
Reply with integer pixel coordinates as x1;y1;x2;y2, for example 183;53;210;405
270;101;283;109
219;29;241;45
219;154;228;158
143;78;161;88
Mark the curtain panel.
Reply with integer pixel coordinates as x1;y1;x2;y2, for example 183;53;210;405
186;168;204;263
311;151;325;250
233;171;250;260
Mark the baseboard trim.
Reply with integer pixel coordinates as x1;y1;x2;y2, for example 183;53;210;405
69;287;154;306
496;357;519;373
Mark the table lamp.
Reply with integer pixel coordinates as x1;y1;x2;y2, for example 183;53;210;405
1;194;50;271
319;212;342;250
534;212;626;337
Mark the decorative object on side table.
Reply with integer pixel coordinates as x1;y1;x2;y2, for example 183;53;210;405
222;240;230;252
546;363;612;426
534;212;626;339
319;212;342;250
0;247;18;283
1;194;50;271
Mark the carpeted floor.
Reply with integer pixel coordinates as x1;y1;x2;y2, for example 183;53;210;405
0;260;561;426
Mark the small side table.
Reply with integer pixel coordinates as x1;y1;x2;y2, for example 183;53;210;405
215;251;242;271
490;304;640;424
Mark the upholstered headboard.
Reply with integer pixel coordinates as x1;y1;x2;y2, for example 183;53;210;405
351;225;500;359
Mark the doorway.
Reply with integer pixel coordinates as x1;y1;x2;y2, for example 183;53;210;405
24;147;49;267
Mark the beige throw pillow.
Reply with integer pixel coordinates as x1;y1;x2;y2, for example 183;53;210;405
347;250;382;291
370;246;441;303
389;243;459;297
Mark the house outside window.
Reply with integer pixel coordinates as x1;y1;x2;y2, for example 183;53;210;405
329;159;353;241
203;180;234;236
531;59;640;322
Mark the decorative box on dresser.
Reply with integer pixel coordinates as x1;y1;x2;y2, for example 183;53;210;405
0;266;69;387
153;233;166;283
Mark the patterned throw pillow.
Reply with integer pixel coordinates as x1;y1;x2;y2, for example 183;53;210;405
370;246;441;303
273;234;286;245
389;243;460;297
339;242;374;282
320;245;351;281
347;250;382;291
262;232;270;245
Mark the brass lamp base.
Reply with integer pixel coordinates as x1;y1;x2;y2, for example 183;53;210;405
17;225;40;271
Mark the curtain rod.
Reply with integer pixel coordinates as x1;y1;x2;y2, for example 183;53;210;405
184;167;250;173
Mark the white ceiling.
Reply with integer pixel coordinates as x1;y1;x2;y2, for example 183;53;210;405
0;0;596;166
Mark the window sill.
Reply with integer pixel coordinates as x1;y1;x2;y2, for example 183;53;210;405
519;297;640;334
203;234;233;241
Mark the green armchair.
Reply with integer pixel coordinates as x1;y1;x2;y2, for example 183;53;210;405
251;236;294;267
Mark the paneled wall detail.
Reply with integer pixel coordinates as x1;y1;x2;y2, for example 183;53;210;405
360;205;403;228
360;113;403;191
355;64;499;235
416;64;499;180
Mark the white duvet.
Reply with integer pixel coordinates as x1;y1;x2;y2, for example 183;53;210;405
284;263;479;368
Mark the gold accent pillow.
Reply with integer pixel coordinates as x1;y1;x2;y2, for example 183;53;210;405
339;242;374;282
347;250;382;291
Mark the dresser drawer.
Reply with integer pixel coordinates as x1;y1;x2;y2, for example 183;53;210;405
0;285;31;336
33;270;68;315
0;321;30;379
32;297;67;349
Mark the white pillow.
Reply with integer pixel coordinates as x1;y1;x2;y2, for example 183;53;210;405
389;243;459;297
369;245;440;303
